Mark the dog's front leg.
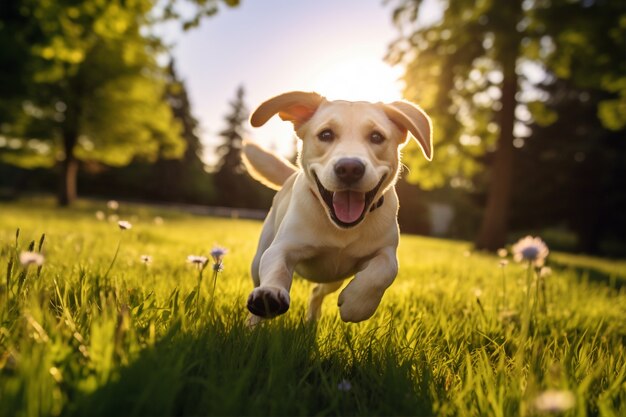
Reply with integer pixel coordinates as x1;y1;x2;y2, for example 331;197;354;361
247;244;296;318
337;247;398;323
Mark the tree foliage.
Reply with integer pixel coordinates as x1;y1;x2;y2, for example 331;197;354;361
0;0;183;204
148;60;215;203
511;81;626;255
161;0;241;30
0;0;239;205
388;0;625;249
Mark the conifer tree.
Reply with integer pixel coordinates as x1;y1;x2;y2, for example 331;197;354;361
213;86;275;209
213;86;249;207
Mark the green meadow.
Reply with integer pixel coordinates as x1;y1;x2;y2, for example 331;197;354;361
1;199;625;417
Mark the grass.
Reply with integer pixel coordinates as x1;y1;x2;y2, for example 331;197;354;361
1;198;625;417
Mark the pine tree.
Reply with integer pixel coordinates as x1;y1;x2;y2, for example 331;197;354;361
213;86;249;207
152;60;213;203
213;86;275;209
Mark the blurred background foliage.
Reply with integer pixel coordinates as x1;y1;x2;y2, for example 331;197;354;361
388;0;625;254
1;0;625;256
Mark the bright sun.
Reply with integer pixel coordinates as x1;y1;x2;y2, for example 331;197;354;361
310;57;405;103
249;55;405;158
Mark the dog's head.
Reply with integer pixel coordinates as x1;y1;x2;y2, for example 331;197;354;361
250;91;432;229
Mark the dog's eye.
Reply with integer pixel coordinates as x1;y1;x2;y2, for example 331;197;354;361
369;131;385;144
317;129;335;142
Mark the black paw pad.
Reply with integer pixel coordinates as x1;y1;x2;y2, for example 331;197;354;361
247;290;289;318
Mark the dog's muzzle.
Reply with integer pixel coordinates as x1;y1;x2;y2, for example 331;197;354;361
313;173;387;228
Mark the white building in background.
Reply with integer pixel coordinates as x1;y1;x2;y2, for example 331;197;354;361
429;203;455;237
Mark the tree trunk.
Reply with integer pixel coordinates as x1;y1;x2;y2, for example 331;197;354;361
474;42;520;251
58;131;78;207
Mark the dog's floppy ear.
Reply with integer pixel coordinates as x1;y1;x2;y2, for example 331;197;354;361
250;91;325;129
383;101;433;161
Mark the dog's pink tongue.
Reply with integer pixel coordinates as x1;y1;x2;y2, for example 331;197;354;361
332;191;365;224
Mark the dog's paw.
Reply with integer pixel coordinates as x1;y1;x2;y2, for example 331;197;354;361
337;282;384;323
247;286;290;318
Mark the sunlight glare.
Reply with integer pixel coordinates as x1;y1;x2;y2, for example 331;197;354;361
250;56;405;159
311;57;404;103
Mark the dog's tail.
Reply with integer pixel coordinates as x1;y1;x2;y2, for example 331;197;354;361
242;140;298;190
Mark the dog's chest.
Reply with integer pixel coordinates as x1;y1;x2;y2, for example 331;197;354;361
294;246;375;283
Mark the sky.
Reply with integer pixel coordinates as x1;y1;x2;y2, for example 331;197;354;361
162;0;440;164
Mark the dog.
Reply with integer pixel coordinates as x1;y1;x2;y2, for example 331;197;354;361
242;91;432;323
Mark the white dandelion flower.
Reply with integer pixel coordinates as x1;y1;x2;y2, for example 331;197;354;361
187;255;208;267
140;255;152;265
512;235;549;267
117;220;132;230
533;389;575;413
95;210;105;221
19;251;45;267
107;200;119;210
497;248;508;258
499;259;509;268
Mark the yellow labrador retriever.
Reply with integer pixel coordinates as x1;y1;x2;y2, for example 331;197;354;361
243;91;432;323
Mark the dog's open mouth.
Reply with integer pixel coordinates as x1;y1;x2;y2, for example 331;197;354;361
313;173;387;228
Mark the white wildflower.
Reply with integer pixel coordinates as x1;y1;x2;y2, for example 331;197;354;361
140;255;152;265
153;216;164;225
499;259;509;268
187;255;208;268
533;389;575;413
512;235;549;267
117;220;132;231
497;248;508;257
107;200;119;210
95;210;105;221
107;214;119;223
19;251;45;267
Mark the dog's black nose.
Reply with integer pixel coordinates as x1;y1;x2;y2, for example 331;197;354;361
334;158;365;184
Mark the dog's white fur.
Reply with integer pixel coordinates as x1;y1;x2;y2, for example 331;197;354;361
243;91;432;323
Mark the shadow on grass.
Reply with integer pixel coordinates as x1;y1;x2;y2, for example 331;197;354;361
550;260;626;290
68;317;436;417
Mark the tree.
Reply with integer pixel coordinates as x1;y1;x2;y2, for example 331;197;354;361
388;0;625;251
81;58;216;204
213;86;249;207
511;82;626;255
213;86;274;209
0;0;240;206
161;0;241;30
151;59;214;203
0;0;183;205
